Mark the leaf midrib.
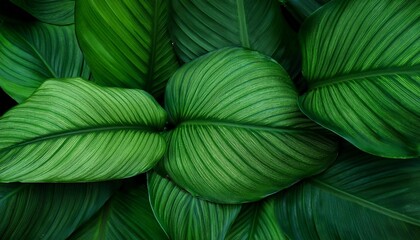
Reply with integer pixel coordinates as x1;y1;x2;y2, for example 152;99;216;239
0;125;155;152
236;0;250;48
311;179;420;226
177;119;318;134
306;66;420;90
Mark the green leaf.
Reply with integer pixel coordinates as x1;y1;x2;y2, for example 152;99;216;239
69;184;167;240
75;0;178;97
226;195;287;240
282;0;330;23
164;47;338;203
275;145;420;240
0;21;90;102
298;0;420;158
148;171;241;240
11;0;75;25
0;78;167;182
0;182;118;239
171;0;301;77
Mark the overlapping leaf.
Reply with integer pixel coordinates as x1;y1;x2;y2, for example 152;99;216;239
164;48;338;203
0;78;167;182
226;195;287;240
11;0;75;25
75;0;178;97
69;184;167;240
0;182;118;239
148;171;241;239
275;145;420;239
0;22;89;102
171;0;300;77
281;0;330;23
298;0;420;158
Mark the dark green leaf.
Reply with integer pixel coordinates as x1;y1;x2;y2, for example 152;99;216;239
11;0;75;25
164;47;338;203
0;78;167;182
282;0;330;23
0;182;118;239
75;0;178;97
171;0;301;77
0;22;89;102
298;0;420;158
69;184;167;240
148;171;241;239
275;146;420;240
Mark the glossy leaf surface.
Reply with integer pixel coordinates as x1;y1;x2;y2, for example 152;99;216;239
0;78;167;182
298;0;420;158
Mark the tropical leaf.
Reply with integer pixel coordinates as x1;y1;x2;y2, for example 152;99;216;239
0;21;90;102
0;78;167;182
281;0;330;23
69;183;167;240
11;0;75;25
75;0;178;97
298;0;420;158
164;47;338;203
170;0;301;77
148;171;241;239
0;181;118;239
226;195;287;240
275;145;420;240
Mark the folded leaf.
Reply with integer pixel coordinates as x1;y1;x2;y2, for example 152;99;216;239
0;78;167;182
0;22;90;102
69;184;167;240
275;146;420;240
171;0;300;77
75;0;178;97
164;48;338;203
226;195;287;240
0;182;118;239
148;171;241;240
10;0;75;25
282;0;330;23
298;0;420;158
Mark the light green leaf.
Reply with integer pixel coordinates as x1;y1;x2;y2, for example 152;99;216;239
0;182;118;239
171;0;300;77
275;145;420;240
148;171;241;240
226;195;287;240
164;47;338;203
69;184;167;240
0;22;90;102
75;0;178;97
0;78;167;182
11;0;75;25
298;0;420;158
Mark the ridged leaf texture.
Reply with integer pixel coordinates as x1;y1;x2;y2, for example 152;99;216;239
69;184;167;240
0;182;118;239
148;171;241;240
298;0;420;158
0;22;89;102
75;0;178;97
11;0;75;25
0;78;167;182
171;0;301;77
164;47;338;203
275;145;420;240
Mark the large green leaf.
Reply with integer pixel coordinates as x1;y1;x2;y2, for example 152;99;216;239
164;47;338;203
75;0;178;97
171;0;300;77
0;21;90;102
11;0;75;25
275;145;420;240
148;171;241;240
0;182;118;239
226;195;287;240
298;0;420;158
69;184;167;240
0;78;167;182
